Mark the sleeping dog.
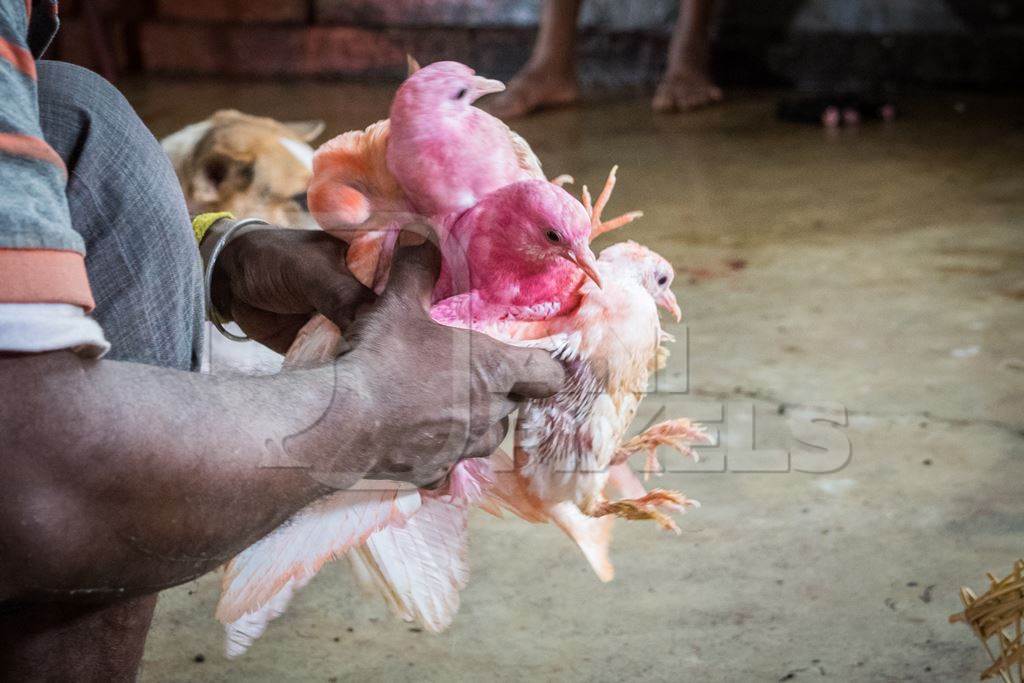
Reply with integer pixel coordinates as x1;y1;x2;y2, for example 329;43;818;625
162;109;325;228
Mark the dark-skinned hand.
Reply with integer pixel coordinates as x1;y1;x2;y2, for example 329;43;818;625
211;228;375;353
327;241;565;488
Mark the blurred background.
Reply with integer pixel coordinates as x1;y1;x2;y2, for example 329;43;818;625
50;0;1024;90
49;1;1022;681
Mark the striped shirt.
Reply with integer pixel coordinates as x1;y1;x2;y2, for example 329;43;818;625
0;1;108;355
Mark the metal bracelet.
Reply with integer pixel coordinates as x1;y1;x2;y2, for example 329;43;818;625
203;217;270;342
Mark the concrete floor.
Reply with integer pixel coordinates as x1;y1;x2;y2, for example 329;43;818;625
128;82;1024;682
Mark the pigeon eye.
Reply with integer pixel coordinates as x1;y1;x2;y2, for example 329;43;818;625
657;275;668;286
454;88;467;100
545;229;561;243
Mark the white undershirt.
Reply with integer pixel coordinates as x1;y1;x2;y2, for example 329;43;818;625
0;303;109;357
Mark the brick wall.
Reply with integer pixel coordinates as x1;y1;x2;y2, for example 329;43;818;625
157;0;309;24
45;0;1024;89
73;0;667;84
48;0;539;80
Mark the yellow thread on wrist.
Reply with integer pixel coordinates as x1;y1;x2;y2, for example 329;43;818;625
192;212;235;245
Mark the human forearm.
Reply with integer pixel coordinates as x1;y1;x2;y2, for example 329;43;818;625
0;351;365;601
0;244;565;605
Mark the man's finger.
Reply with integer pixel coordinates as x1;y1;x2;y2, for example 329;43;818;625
230;301;309;355
505;347;565;399
381;234;442;310
311;274;375;331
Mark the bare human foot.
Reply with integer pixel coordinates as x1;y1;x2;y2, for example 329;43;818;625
486;66;580;119
652;67;723;113
656;0;722;113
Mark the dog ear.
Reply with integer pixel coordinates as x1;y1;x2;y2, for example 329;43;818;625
284;120;326;143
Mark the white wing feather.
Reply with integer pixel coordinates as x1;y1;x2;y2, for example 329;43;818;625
217;488;422;624
224;574;311;658
350;495;470;632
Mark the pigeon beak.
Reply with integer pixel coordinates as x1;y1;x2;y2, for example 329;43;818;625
656;288;682;322
470;75;506;101
565;244;603;289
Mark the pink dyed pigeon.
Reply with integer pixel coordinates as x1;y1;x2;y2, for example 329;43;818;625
431;167;648;324
386;60;538;218
432;179;602;320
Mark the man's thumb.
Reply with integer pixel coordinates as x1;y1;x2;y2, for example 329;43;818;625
383;238;442;310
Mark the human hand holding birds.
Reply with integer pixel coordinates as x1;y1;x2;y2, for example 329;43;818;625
288;240;566;489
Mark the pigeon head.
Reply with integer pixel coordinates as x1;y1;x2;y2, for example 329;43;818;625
445;179;601;298
391;61;505;123
599;241;680;320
